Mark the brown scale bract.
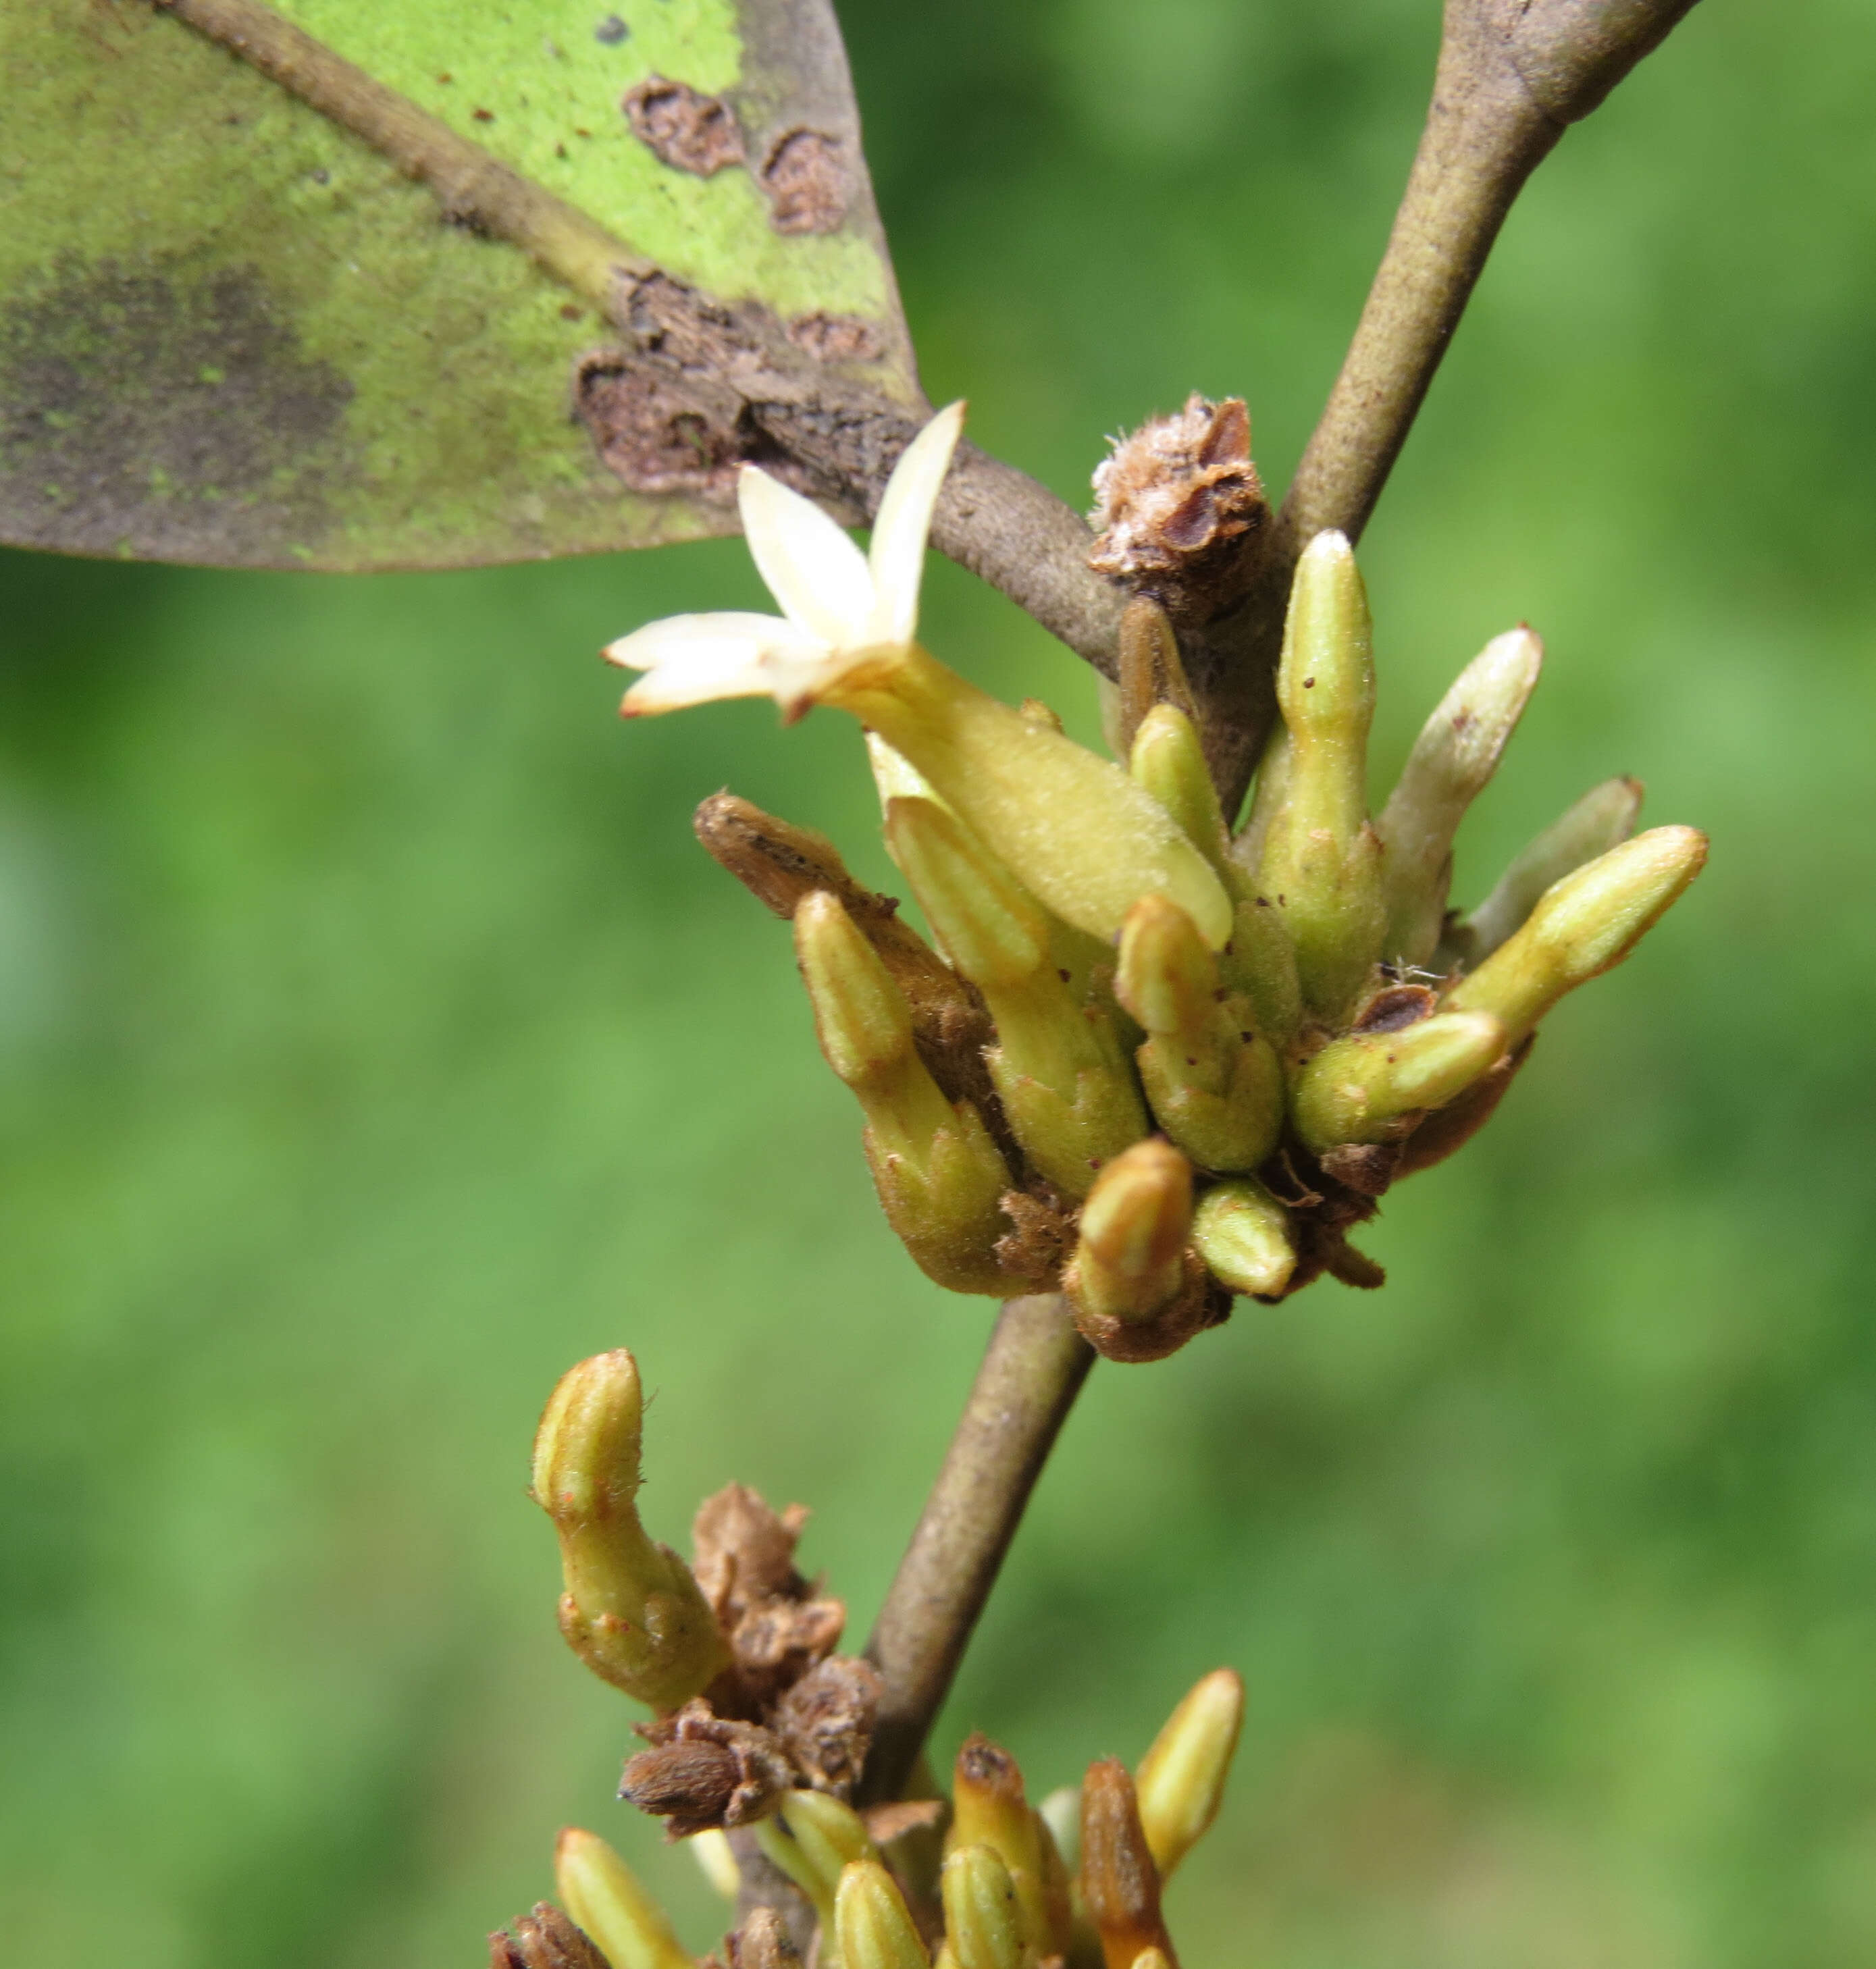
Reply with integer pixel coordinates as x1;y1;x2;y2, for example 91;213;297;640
489;1905;610;1969
621;1698;798;1838
693;1483;847;1712
1089;394;1268;629
623;78;747;177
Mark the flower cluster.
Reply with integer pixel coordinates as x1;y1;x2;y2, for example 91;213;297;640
606;408;1706;1361
509;1346;1243;1969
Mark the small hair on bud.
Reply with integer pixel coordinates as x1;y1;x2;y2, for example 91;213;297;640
1134;1669;1244;1881
555;1829;694;1969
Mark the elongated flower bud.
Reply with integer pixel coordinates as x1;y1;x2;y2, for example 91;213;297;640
1130;704;1231;883
950;1735;1049;1956
1452;775;1644;966
1080;1760;1177;1969
1116;897;1283;1173
1066;1139;1193;1323
833;1860;928;1969
886;797;1145;1199
795;891;1016;1292
830;644;1232;949
754;1789;876;1933
554;1828;694;1969
531;1352;729;1710
689;1829;740;1901
1444;826;1707;1045
942;1845;1024;1969
1378;627;1543;967
1254;532;1386;1022
1190;1181;1295;1300
1291;1012;1507;1153
1134;1670;1244;1881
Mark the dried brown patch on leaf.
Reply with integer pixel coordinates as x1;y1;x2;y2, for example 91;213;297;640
622;77;747;176
1351;982;1439;1034
573;351;742;497
623;1700;797;1838
1089;394;1269;630
1316;1140;1404;1199
787;313;885;365
490;1905;611;1969
772;1654;883;1795
760;130;848;234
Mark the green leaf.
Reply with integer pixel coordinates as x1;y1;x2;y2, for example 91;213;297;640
0;0;916;571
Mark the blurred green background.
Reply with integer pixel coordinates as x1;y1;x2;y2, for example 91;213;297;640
5;1;1875;1963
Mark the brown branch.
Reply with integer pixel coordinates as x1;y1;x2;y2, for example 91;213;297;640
1197;0;1706;814
1278;0;1704;556
856;1294;1095;1804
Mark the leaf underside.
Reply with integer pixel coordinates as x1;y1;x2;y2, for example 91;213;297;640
0;0;916;571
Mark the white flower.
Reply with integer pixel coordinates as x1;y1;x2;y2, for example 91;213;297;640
605;402;966;720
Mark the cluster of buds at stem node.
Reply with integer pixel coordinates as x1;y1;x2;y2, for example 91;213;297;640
511;1668;1246;1969
606;406;1707;1353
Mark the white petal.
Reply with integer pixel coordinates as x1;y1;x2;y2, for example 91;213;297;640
737;467;875;648
604;612;825;716
867;401;964;647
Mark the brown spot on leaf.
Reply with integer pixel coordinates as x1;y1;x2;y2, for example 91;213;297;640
623;76;747;176
572;348;741;496
787;311;883;365
760;129;848;234
0;257;354;563
772;1654;883;1795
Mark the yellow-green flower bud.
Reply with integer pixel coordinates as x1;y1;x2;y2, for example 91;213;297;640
1066;1138;1194;1324
1130;704;1231;885
554;1828;693;1969
885;797;1147;1199
833;1860;929;1969
830;643;1232;949
1190;1180;1296;1300
1253;531;1386;1023
1133;1669;1245;1881
1230;724;1292;893
1079;1760;1176;1969
531;1352;729;1711
1116;897;1283;1174
688;1829;739;1901
1291;1012;1507;1153
794;891;1016;1292
942;1845;1024;1969
1443;826;1707;1045
754;1789;876;1935
1224;897;1301;1053
1451;775;1644;966
949;1735;1050;1960
1378;627;1543;967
